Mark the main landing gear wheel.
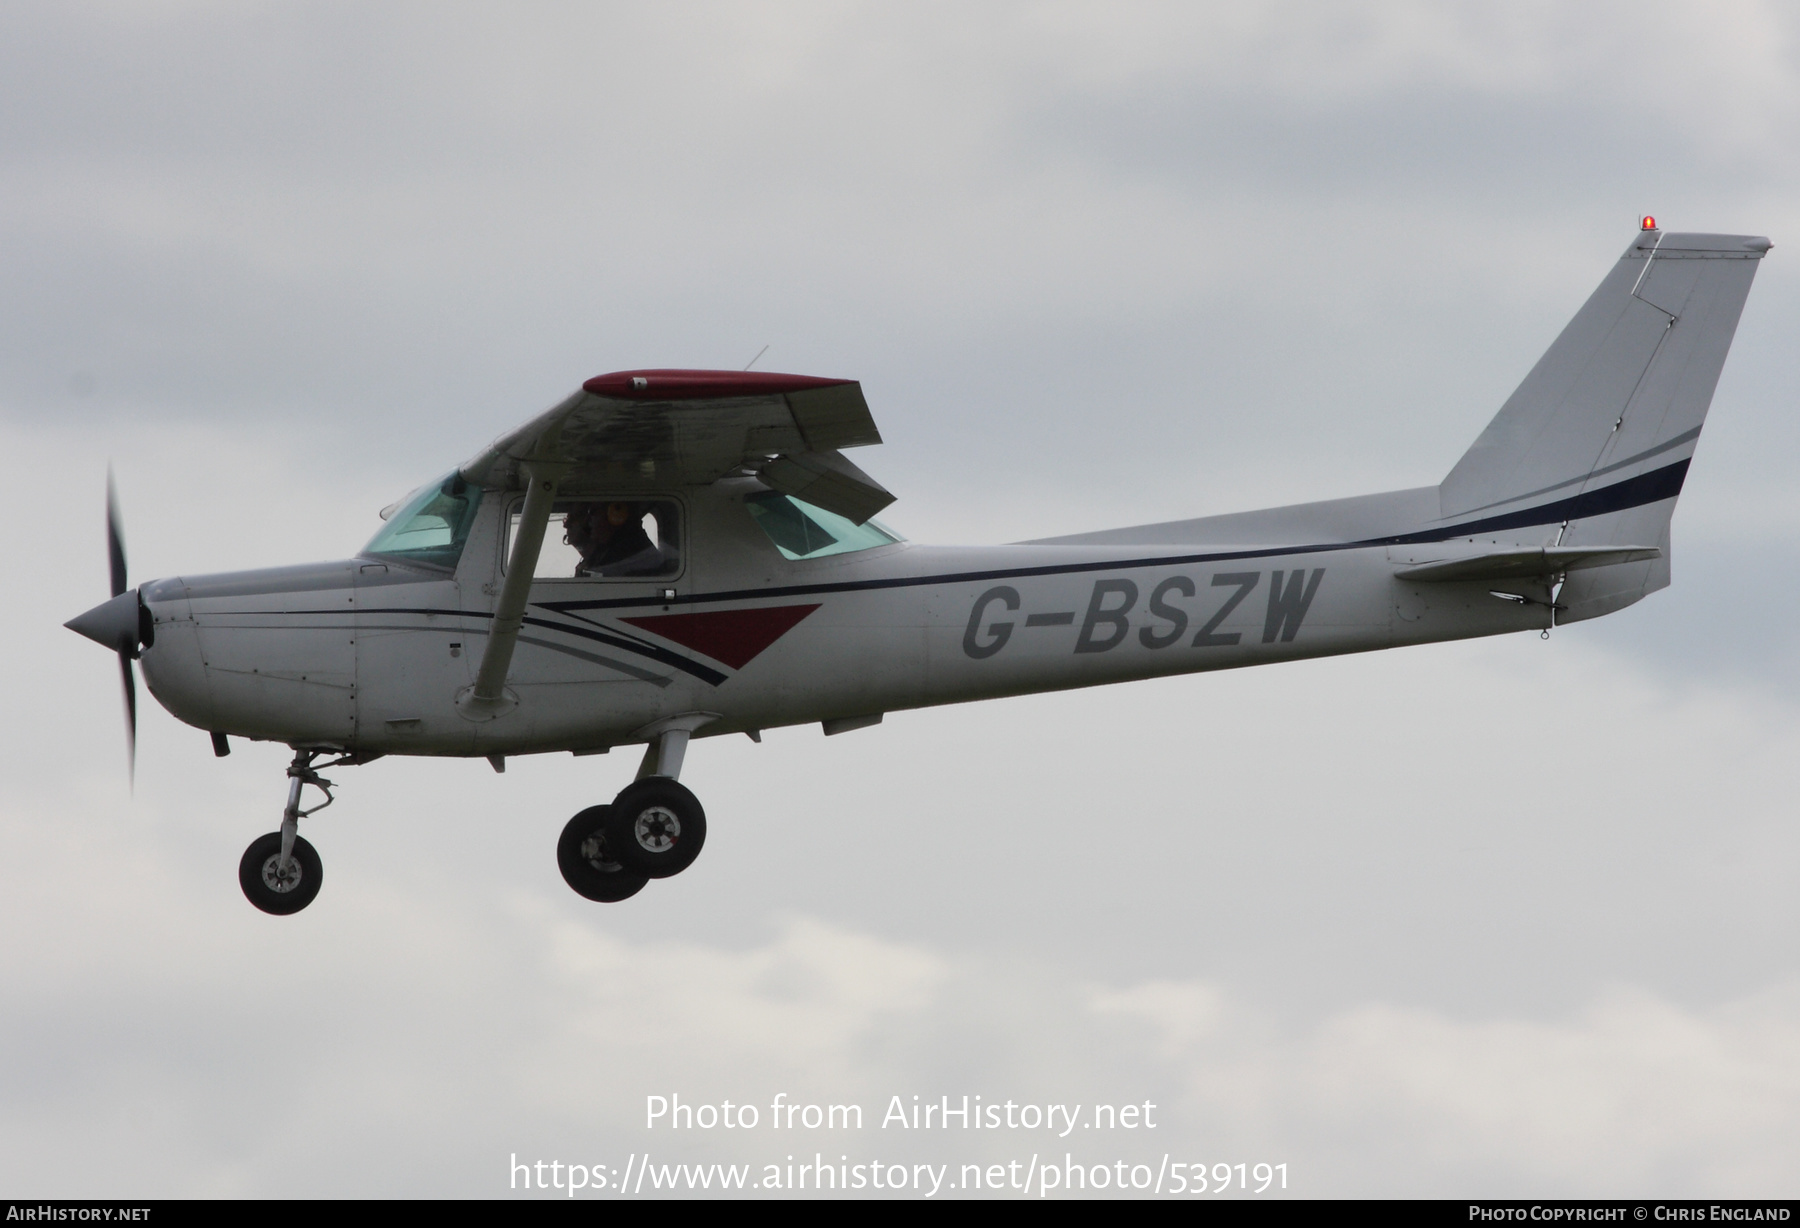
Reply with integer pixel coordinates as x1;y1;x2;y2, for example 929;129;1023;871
604;778;706;879
557;806;648;903
239;832;323;915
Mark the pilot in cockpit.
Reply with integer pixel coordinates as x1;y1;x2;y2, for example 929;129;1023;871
565;501;662;577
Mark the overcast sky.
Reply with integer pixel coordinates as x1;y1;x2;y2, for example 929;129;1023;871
4;1;1798;1198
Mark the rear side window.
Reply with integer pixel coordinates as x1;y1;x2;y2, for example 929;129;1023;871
745;492;900;560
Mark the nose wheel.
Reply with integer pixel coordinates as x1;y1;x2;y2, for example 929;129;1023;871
240;748;348;916
239;832;323;915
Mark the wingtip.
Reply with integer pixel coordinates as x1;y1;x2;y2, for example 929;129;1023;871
582;370;856;400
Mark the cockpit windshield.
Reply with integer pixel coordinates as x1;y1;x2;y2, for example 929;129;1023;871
745;492;901;560
362;473;483;570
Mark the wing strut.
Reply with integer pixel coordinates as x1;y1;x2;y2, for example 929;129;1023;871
459;459;563;719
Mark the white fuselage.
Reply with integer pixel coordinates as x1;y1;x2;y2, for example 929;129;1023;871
136;477;1551;758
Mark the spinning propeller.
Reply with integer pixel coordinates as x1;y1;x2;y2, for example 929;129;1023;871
64;472;147;782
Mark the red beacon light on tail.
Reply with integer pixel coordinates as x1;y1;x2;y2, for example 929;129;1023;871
1641;215;1658;231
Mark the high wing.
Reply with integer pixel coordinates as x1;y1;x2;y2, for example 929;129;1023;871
458;368;893;523
454;368;895;719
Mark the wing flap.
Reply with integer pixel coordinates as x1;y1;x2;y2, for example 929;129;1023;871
758;449;895;524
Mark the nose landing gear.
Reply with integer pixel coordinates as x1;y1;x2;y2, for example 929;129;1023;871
239;748;347;916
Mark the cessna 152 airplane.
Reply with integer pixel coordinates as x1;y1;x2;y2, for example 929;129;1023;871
67;222;1769;914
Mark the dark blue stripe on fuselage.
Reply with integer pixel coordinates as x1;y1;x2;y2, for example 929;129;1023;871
1378;459;1687;544
540;457;1690;615
254;457;1686;682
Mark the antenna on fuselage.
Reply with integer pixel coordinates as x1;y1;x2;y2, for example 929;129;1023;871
743;345;769;371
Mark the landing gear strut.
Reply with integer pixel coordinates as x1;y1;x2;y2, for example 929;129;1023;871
557;725;709;903
239;748;342;915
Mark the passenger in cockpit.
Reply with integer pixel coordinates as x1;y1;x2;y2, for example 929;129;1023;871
567;501;662;577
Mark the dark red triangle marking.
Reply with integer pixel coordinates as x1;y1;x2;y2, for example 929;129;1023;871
620;604;822;671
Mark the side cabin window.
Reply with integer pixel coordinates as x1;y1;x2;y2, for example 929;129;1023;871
507;498;681;580
745;492;901;560
362;474;483;570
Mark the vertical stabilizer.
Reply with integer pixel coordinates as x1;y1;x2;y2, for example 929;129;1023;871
1439;228;1768;621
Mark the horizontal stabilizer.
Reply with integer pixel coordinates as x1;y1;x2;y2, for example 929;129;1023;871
1394;545;1661;583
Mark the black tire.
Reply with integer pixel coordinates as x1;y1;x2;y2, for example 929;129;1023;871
239;832;323;916
605;778;706;879
557;806;649;902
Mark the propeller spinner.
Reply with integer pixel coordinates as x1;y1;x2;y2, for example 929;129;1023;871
64;472;146;781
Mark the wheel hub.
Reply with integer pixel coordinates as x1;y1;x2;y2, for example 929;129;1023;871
579;832;625;873
631;805;681;853
260;854;304;894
